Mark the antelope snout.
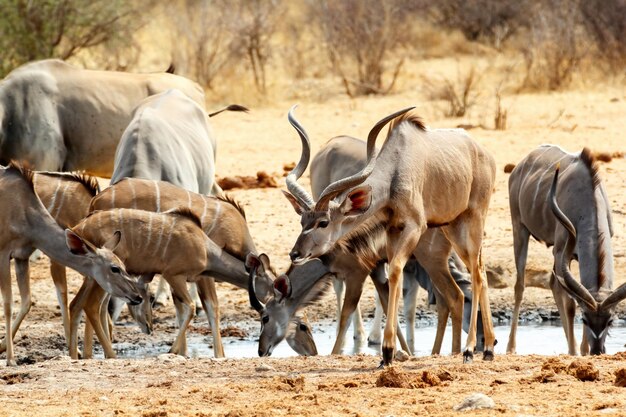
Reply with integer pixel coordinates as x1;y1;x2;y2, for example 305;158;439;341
129;295;143;306
289;249;300;262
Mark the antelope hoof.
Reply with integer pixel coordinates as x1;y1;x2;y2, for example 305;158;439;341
463;350;474;364
377;359;385;370
368;337;382;346
483;350;494;361
6;358;17;367
382;346;394;366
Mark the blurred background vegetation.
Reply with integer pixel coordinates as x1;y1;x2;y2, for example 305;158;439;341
0;0;625;103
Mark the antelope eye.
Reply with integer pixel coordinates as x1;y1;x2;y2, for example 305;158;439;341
299;323;308;331
318;220;329;228
110;266;121;274
262;316;269;324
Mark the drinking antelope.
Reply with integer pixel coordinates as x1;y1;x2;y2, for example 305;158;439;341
77;178;316;358
282;107;497;364
0;171;101;356
0;162;140;366
507;145;624;355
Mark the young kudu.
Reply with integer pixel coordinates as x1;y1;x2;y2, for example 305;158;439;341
0;163;140;366
507;145;624;355
79;178;316;358
68;207;252;358
0;171;101;356
282;107;497;364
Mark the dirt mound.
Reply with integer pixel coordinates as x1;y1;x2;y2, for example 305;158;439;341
0;372;32;385
275;375;305;392
542;357;567;374
567;359;600;381
504;163;516;173
217;171;278;190
375;367;448;389
614;368;626;387
593;151;624;163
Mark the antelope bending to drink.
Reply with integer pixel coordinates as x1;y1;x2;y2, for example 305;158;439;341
68;207;251;358
0;162;140;366
282;107;497;364
77;178;316;357
507;145;625;355
0;171;101;356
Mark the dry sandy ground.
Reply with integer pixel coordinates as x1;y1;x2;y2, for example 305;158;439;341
1;72;626;415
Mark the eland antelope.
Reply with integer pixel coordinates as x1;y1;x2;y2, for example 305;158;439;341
0;59;204;176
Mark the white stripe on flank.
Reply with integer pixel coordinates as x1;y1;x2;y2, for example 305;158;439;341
47;181;62;214
154;214;164;252
200;198;208;224
53;182;71;218
127;209;134;250
146;212;153;249
111;186;116;209
162;217;177;257
206;201;221;235
128;180;136;209
154;181;161;212
186;190;192;209
531;154;567;209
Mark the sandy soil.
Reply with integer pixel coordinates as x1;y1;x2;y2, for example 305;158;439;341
1;61;626;415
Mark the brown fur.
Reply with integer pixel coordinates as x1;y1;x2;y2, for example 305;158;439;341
580;147;602;189
579;147;606;287
38;171;100;196
334;218;387;271
165;207;203;228
7;160;34;190
386;112;426;139
214;193;246;220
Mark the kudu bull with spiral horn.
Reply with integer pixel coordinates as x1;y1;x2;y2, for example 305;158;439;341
507;145;624;355
249;134;481;356
281;106;497;364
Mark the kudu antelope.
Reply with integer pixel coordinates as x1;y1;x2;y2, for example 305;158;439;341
0;163;140;366
78;178;316;358
507;145;624;355
310;135;483;353
0;59;205;176
68;207;253;359
0;171;102;356
282;107;497;364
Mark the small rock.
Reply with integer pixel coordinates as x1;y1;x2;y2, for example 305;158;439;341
157;354;186;363
395;350;410;362
613;368;626;387
256;363;275;372
454;393;495;411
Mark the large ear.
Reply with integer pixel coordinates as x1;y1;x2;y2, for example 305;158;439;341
273;275;292;302
103;231;122;251
282;190;308;215
65;229;92;255
339;185;372;216
245;253;261;272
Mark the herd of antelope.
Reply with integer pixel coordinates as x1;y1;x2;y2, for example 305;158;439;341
0;59;623;367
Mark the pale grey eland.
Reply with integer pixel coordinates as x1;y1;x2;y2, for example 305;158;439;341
282;106;497;365
67;207;250;359
0;162;141;366
507;145;625;355
0;171;101;356
108;89;247;331
75;178;317;358
0;59;204;176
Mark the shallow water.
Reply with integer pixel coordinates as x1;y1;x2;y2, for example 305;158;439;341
114;320;626;359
